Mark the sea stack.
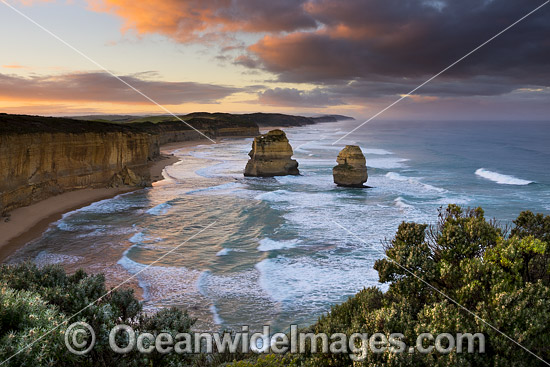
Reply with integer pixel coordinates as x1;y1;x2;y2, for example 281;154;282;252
244;129;299;177
333;145;368;187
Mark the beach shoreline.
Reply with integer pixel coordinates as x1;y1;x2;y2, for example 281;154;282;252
0;139;208;262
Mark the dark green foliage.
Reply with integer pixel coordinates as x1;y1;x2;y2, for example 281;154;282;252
298;205;550;366
512;211;550;243
234;205;550;366
3;206;550;366
0;114;142;135
0;263;195;367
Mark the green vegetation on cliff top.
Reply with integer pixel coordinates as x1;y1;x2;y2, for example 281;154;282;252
0;113;255;135
72;112;354;126
0;113;141;134
1;206;549;366
0;112;351;135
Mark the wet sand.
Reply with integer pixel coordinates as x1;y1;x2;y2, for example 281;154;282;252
0;141;205;262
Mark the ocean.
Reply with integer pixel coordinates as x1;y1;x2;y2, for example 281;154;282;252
7;119;550;332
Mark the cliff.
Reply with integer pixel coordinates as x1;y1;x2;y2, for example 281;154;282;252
121;112;355;127
135;117;259;145
244;129;299;177
0;115;159;215
0;113;260;215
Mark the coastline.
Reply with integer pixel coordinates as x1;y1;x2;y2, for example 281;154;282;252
0;140;204;262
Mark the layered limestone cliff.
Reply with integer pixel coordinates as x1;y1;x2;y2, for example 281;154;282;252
333;145;368;187
244;129;299;177
0;113;259;215
139;117;259;145
0;128;158;215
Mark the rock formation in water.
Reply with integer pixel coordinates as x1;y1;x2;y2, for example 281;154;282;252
244;129;299;177
333;145;368;187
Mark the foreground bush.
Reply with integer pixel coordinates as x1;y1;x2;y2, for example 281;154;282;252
0;263;195;366
2;206;550;366
278;206;550;367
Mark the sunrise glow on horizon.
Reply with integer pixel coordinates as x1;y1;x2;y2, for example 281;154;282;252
0;0;549;120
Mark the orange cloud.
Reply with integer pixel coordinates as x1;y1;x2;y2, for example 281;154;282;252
87;0;316;43
2;64;26;69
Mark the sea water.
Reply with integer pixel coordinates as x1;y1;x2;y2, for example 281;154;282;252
8;120;550;332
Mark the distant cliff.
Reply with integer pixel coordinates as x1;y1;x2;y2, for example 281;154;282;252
134;117;259;145
0;113;259;215
182;112;355;127
75;112;355;127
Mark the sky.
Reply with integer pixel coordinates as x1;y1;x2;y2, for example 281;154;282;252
0;0;549;120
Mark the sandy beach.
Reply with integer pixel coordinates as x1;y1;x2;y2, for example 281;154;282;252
0;140;205;262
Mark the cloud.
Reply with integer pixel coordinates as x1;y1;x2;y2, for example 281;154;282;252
83;0;550;101
0;71;240;104
258;88;343;107
244;0;550;97
88;0;317;43
2;64;26;69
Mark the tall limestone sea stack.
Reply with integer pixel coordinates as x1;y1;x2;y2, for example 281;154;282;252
333;145;368;187
244;129;299;177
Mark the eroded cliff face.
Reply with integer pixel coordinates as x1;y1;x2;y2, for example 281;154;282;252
0;113;260;215
0;131;158;215
142;117;259;145
244;129;299;177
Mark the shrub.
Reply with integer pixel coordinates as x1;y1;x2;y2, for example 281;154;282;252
0;263;195;367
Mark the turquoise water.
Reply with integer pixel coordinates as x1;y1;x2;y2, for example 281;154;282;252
8;120;550;332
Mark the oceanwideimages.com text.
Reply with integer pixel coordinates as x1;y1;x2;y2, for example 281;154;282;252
65;322;485;360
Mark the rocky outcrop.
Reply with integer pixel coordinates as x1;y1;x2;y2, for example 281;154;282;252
244;129;299;177
109;166;148;187
333;145;368;187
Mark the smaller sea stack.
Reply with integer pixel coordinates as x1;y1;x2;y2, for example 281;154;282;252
333;145;368;187
244;129;299;177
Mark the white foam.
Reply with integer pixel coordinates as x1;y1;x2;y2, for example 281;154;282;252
385;172;406;181
128;232;148;244
146;202;172;215
186;182;244;195
255;256;381;305
34;251;82;266
429;196;471;205
56;221;75;231
254;190;292;202
195;269;280;329
210;304;224;325
475;168;533;185
257;238;301;252
297;142;343;152
368;157;408;169
118;250;203;303
216;248;231;256
68;191;138;214
362;148;394;155
394;197;413;211
385;172;447;194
